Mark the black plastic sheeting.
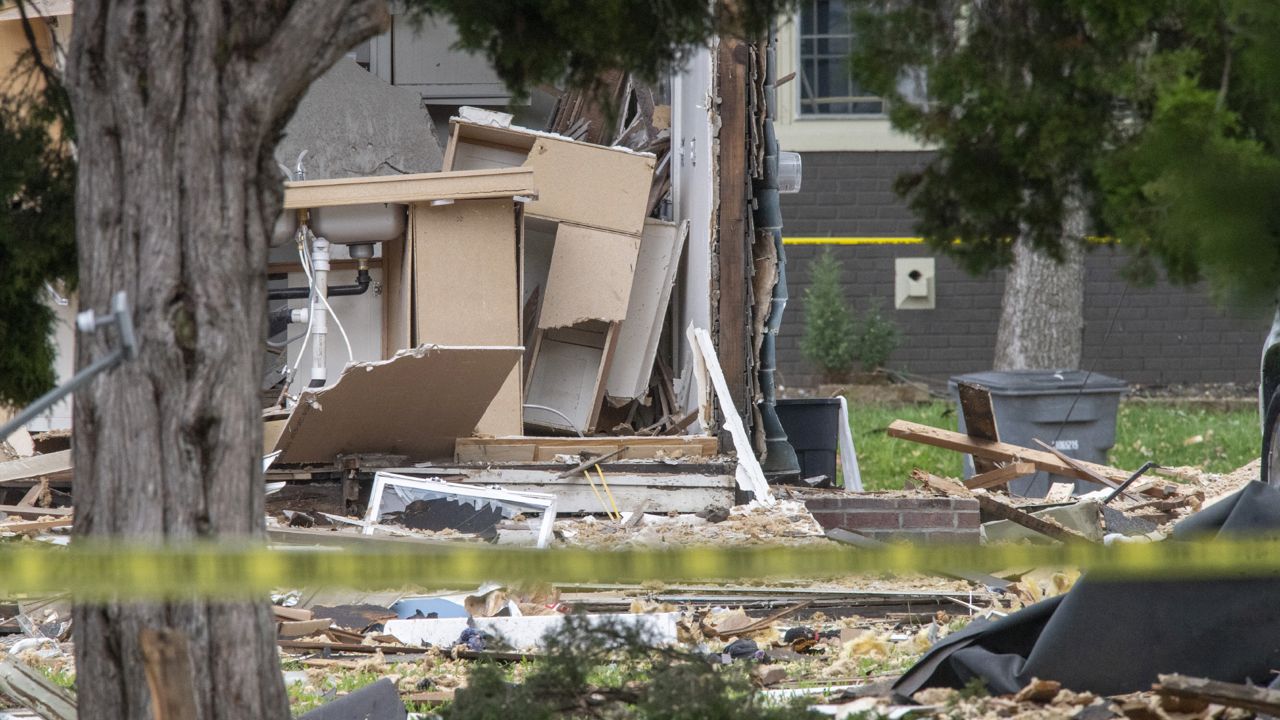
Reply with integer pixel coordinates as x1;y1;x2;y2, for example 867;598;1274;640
894;481;1280;700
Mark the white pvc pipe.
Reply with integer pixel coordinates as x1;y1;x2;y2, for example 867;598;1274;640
309;236;330;388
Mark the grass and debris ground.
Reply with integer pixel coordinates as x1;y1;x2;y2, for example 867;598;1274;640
850;399;1259;490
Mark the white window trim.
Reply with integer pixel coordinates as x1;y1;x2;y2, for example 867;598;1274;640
775;13;933;153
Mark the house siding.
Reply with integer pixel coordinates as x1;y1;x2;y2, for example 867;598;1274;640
777;151;1268;389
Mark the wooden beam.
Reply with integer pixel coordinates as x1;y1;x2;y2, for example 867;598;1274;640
908;469;972;497
1156;674;1280;716
0;517;72;533
0;451;72;484
957;382;1000;474
886;420;1130;485
714;36;752;425
0;657;76;720
974;494;1095;543
964;462;1037;491
283;168;537;209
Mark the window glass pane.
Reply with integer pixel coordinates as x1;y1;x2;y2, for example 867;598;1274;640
799;0;884;115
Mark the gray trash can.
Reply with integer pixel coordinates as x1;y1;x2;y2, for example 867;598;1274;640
948;370;1128;497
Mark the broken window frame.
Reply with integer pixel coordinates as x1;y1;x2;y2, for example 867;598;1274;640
363;472;559;548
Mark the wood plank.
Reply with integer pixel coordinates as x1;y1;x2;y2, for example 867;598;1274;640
278;619;333;638
1031;438;1122;490
1156;674;1280;716
0;505;71;518
283;167;536;209
0;451;72;484
715;36;752;418
886;420;1130;485
0;517;72;533
957;382;999;474
908;469;972;497
964;462;1037;491
974;494;1095;543
277;640;428;655
0;657;76;720
455;436;718;462
272;606;314;623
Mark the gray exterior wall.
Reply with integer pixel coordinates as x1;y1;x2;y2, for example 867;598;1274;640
776;151;1268;388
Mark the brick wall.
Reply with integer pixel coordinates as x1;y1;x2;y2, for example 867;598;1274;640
805;494;980;543
777;151;1269;388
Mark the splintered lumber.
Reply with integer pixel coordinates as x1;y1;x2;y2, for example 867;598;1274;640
957;383;1000;474
277;640;429;655
1156;674;1280;716
965;462;1037;491
887;420;1130;485
975;495;1095;543
0;517;72;533
455;436;718;463
908;469;972;497
0;657;76;720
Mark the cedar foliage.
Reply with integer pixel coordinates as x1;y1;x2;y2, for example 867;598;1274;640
847;0;1280;307
444;615;820;720
0;55;76;408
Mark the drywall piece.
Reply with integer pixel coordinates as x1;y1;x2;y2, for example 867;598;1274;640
385;612;680;651
524;324;616;434
273;345;521;465
396;467;735;514
443;119;655;236
412;199;523;436
606;219;689;402
298;678;405;720
3;428;34;458
365;472;557;548
276;57;443;181
283;167;536;210
687;326;774;504
835;396;864;492
894;257;936;310
537;223;640;329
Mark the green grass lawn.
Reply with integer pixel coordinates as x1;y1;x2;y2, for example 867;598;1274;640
847;400;1260;490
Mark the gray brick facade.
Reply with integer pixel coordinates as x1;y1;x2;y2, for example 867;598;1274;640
777;152;1269;388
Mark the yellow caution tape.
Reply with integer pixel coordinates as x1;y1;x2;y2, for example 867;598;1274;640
1;537;1279;600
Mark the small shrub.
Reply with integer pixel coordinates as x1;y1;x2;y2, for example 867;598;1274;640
801;249;858;382
444;614;822;720
852;299;900;372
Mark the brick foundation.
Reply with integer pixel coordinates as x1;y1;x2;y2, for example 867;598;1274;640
805;494;980;543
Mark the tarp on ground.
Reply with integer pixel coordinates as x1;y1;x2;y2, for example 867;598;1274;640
894;481;1280;699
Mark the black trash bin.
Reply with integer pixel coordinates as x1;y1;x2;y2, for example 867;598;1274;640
775;398;843;484
948;370;1128;497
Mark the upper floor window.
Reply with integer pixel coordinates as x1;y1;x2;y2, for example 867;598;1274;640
798;0;884;116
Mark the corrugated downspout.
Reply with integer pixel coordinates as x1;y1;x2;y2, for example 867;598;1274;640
755;32;800;481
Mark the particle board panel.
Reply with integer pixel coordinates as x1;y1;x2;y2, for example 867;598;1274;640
282;167;536;209
412;199;523;436
454;436;720;463
444;119;654;236
273;345;521;465
537;223;640;329
605;219;688;401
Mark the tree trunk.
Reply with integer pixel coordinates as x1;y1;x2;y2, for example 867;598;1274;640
67;2;388;718
993;200;1087;371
